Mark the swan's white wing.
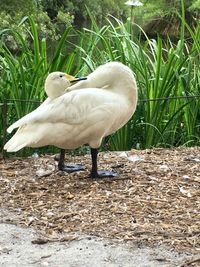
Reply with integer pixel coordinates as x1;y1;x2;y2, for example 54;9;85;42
7;92;86;133
4;88;123;151
7;98;50;133
7;89;119;133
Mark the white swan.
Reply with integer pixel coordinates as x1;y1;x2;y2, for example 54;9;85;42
4;62;138;178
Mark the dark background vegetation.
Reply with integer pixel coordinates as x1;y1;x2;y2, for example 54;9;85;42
1;0;200;41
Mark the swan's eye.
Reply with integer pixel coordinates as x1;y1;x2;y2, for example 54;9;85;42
59;74;64;78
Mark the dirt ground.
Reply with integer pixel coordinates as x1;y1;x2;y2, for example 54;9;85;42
0;218;195;267
0;147;200;266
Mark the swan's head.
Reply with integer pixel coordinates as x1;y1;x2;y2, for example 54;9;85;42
45;72;86;99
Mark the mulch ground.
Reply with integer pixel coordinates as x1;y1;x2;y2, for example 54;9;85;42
0;147;200;254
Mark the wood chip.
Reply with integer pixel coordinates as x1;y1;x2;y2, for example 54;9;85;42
0;147;200;254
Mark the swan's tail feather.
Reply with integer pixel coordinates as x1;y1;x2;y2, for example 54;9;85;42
4;125;35;152
4;132;29;152
7;124;17;134
7;120;26;134
4;141;28;152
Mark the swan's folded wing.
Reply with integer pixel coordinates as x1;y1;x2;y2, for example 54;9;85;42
7;98;52;133
7;89;116;133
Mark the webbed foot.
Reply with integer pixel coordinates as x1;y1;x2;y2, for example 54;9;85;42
90;170;118;179
58;163;85;173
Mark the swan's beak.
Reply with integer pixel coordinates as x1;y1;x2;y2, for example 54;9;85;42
70;77;87;84
66;74;76;81
65;74;87;84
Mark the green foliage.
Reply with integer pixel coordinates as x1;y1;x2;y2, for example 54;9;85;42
39;0;127;24
190;0;200;10
0;0;73;54
0;0;36;14
132;0;200;37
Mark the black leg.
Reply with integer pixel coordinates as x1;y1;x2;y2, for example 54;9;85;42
58;149;65;170
57;149;85;173
90;148;118;178
90;148;99;178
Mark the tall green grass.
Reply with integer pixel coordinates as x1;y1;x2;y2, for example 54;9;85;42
0;12;200;155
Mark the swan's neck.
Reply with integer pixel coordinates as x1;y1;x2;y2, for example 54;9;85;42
45;84;65;99
111;79;137;102
68;74;138;104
